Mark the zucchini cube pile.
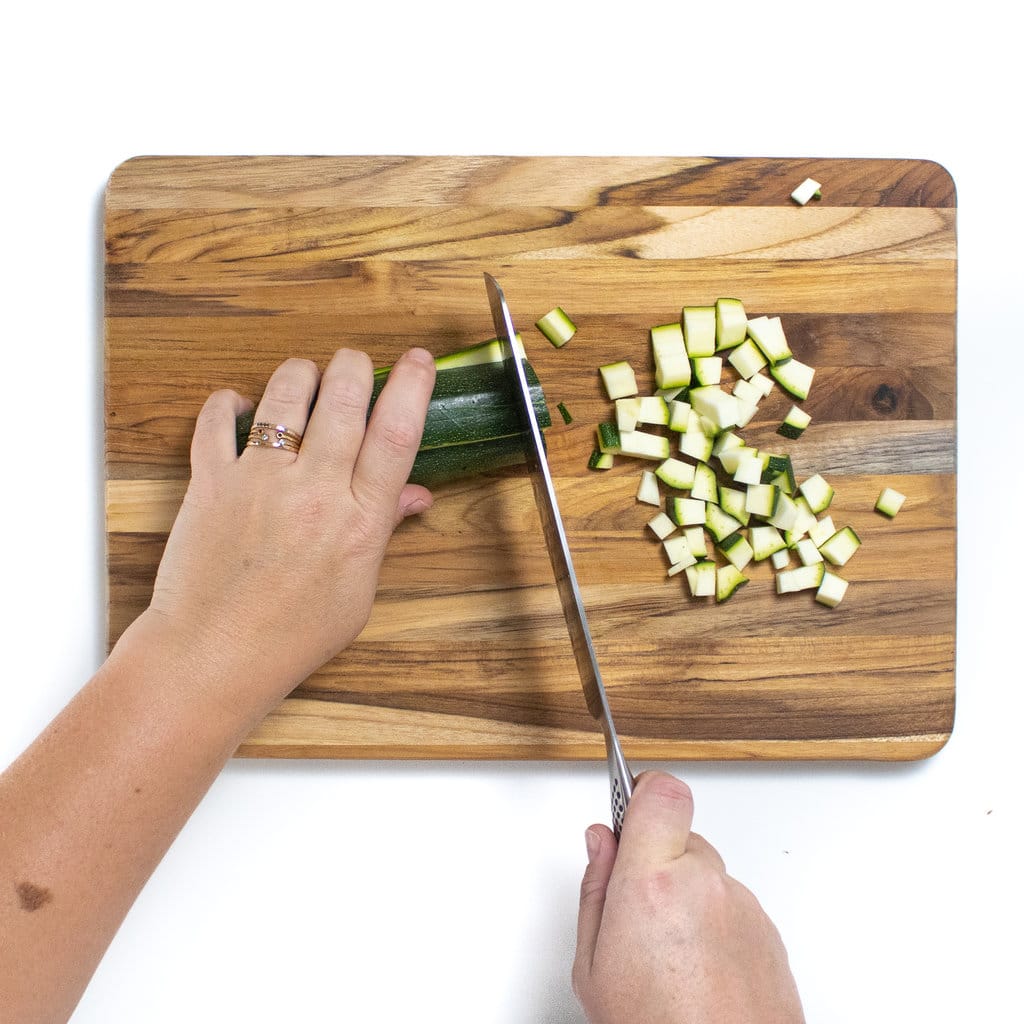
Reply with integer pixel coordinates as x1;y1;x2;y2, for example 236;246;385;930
591;298;862;608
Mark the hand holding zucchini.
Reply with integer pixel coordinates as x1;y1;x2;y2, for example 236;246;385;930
236;338;551;486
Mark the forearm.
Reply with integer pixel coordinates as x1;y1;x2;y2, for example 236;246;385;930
0;611;267;1024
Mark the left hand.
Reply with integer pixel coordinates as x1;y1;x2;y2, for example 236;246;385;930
135;346;437;718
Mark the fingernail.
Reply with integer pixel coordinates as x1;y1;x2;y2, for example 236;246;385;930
585;827;602;863
400;496;431;518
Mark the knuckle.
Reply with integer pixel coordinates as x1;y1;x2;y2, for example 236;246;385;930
262;359;319;405
319;373;370;419
376;417;422;456
638;771;693;811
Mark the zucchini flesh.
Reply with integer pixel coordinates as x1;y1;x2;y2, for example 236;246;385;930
236;342;550;486
535;306;577;348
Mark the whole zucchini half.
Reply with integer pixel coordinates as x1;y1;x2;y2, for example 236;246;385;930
235;346;550;486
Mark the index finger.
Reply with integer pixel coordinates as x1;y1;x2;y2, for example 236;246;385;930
351;347;436;509
614;771;695;868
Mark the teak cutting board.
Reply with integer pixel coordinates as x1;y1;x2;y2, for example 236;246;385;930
104;156;957;760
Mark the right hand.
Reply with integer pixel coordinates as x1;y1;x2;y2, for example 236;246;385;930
573;771;805;1024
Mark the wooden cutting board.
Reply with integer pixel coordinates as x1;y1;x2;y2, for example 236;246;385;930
104;156;956;760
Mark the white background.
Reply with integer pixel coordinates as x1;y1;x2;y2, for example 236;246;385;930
2;2;1021;1021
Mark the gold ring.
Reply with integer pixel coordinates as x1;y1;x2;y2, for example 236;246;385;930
246;421;303;453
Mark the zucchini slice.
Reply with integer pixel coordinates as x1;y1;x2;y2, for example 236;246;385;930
798;473;834;514
685;559;718;598
791;177;822;206
637;470;661;506
816;571;849;607
716;564;749;603
770;358;815;401
818;526;862;567
727;339;768;379
650;322;691;389
682;305;717;357
588;450;614;470
655;458;696;491
746;316;792;365
557;401;573;424
715;297;748;351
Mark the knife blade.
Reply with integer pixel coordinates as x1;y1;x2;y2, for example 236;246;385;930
483;272;633;828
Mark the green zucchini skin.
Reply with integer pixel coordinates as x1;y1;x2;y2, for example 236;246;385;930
235;356;550;486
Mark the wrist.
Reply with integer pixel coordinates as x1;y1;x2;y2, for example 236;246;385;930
110;609;290;740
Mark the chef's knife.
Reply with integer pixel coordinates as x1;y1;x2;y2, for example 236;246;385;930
483;272;634;836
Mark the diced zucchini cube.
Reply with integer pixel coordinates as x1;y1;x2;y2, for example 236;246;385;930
596;422;621;453
650;322;691;389
795;538;824;566
615;397;642;433
818;526;862;567
746;483;780;518
647;511;677;540
733;451;765;486
677;498;707;527
748;371;775;398
635;396;670;426
750;524;786;561
663;534;698;568
770;358;815;401
746;316;792;365
691;462;719;503
718;485;750;526
637;470;661;506
705;502;743;543
680;429;714;463
682;306;716;357
778;404;812;440
620;429;671;461
588;450;614;470
791;177;822;206
689;385;739;430
668;399;691;432
808;515;836;548
656;458;696;491
716;564;749;603
798;473;834;514
692;356;723;386
600;360;639;400
815;571;849;607
715;297;748;351
535;306;577;348
684;525;707;558
685;559;717;597
717;531;754;571
775;562;826;594
770;547;792;570
727;338;769;379
875;487;907;518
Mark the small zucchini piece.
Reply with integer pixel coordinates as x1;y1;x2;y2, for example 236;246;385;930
556;401;573;424
600;360;639;400
691;356;723;386
655;458;696;491
798;473;834;514
685;559;718;598
647;511;677;539
776;562;826;593
816;571;849;608
770;358;815;401
818;526;862;567
588;450;614;470
716;564;749;603
875;487;907;518
778;405;812;440
746;316;792;365
535;306;577;348
715;297;748;351
682;305;717;357
619;429;671;461
727;339;768;379
717;531;754;571
597;422;622;454
650;322;691;389
791;177;822;206
637;470;661;506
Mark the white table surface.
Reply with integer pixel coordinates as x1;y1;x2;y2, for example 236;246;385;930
3;2;1020;1021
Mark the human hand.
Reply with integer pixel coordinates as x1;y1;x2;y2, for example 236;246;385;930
133;347;437;718
573;772;804;1024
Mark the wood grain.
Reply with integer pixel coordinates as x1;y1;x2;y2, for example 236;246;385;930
104;156;957;760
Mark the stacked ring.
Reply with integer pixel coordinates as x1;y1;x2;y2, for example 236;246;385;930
246;421;303;453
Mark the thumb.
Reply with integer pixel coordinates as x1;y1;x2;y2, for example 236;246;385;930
574;824;617;981
615;771;695;868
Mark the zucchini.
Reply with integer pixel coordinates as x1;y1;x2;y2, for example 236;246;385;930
557;401;573;425
818;526;862;567
685;559;717;598
619;429;671;460
746;316;792;365
875;487;907;518
716;564;749;603
236;348;550;487
535;306;577;348
637;470;661;506
727;339;768;379
597;422;622;454
663;534;697;569
717;531;753;571
778;405;812;440
647;512;677;540
776;562;826;594
682;305;716;357
750;524;786;561
715;297;748;351
655;458;696;491
798;473;834;514
600;360;639;400
816;571;849;608
691;462;719;503
588;450;614;471
770;357;815;401
791;177;822;206
650;323;691;389
691;356;723;386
